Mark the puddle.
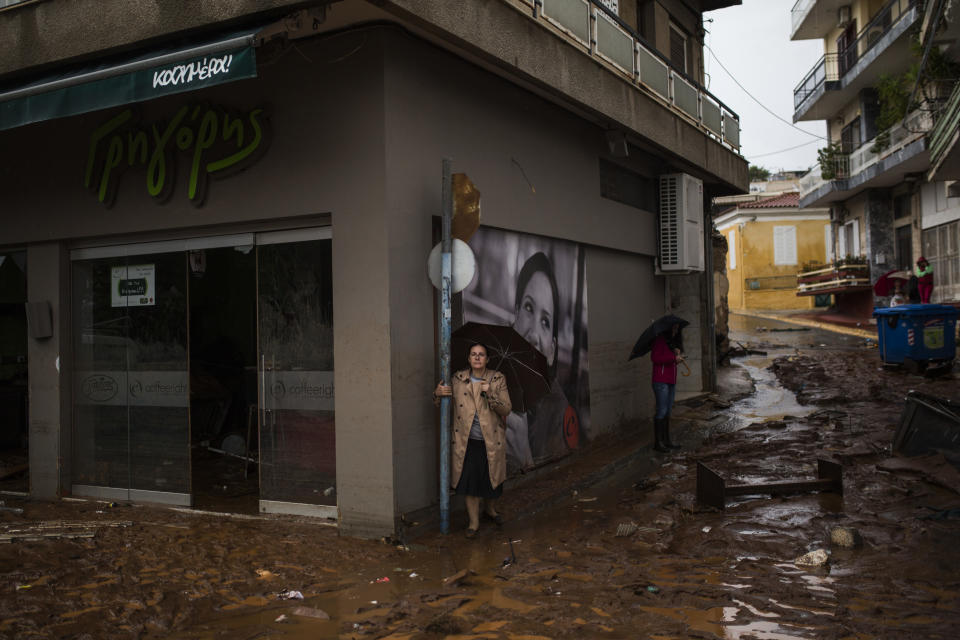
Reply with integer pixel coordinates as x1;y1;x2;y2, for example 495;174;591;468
727;352;813;427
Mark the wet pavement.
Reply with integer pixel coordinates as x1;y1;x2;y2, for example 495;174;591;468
1;314;959;638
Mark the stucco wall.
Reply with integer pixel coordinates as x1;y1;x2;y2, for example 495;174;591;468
727;216;830;310
0;0;306;76
586;248;662;432
380;28;662;515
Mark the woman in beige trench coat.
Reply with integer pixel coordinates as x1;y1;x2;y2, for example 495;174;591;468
434;342;512;537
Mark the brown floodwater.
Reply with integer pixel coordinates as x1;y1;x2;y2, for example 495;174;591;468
2;344;959;639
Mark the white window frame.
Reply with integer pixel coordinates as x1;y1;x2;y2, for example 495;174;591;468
728;230;736;270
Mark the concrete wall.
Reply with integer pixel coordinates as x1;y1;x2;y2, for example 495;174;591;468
0;0;307;76
586;248;662;431
380;28;663;515
26;243;70;498
865;189;895;282
379;0;746;190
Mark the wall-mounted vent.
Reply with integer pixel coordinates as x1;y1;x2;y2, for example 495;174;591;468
659;173;704;272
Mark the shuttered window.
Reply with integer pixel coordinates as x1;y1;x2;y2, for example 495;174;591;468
774;226;798;266
728;230;736;270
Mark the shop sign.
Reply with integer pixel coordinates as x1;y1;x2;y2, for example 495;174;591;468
112;264;155;307
84;104;268;207
267;371;335;412
76;371;189;407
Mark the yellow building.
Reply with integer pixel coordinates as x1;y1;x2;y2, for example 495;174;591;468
715;192;831;310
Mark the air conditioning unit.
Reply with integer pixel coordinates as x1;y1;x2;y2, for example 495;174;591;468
838;5;852;28
658;173;704;272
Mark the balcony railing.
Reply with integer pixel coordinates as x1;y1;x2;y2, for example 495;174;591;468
790;0;817;36
535;0;740;151
841;0;917;74
793;0;918;113
930;81;960;168
794;54;838;110
799;107;933;198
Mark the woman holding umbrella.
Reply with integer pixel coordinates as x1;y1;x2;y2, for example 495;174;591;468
434;342;512;537
651;323;684;452
629;315;687;452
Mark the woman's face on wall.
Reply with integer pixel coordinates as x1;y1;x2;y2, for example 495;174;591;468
515;271;556;366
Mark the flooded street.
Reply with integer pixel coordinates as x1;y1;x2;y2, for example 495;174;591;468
2;313;959;638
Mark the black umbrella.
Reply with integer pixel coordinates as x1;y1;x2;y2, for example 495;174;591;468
628;315;689;361
452;321;551;413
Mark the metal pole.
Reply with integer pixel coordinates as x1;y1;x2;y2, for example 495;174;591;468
439;158;453;534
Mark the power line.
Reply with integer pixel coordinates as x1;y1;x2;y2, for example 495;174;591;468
705;44;828;142
747;138;821;159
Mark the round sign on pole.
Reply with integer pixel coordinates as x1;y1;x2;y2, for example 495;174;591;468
428;239;477;293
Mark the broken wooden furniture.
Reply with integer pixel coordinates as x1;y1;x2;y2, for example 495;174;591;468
696;459;843;510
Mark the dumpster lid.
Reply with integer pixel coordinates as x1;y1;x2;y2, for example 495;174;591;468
873;304;959;317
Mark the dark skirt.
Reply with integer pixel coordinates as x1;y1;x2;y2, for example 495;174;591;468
455;438;503;499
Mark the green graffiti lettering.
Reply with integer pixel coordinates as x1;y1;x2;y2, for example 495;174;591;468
85;109;132;189
147;105;188;197
207;108;263;173
175;124;194;151
85;104;267;206
222;113;243;147
98;136;124;203
128;130;148;165
189;110;219;201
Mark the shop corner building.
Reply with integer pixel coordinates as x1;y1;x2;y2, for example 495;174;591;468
0;0;746;537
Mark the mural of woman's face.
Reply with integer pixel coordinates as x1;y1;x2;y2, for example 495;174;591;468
515;271;557;366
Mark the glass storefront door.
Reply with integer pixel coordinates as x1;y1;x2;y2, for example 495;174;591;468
257;229;335;517
72;251;190;503
70;227;334;513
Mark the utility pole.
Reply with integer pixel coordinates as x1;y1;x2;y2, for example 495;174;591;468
438;158;453;534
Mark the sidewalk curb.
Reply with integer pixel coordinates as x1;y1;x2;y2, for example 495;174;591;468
733;309;875;339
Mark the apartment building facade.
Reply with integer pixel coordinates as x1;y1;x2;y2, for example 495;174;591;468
0;0;746;537
791;0;960;310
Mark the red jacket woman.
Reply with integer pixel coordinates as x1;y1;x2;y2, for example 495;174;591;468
651;335;678;385
650;324;683;452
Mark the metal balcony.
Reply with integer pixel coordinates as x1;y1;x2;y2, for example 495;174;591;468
793;0;919;122
928;81;960;181
799;108;933;207
536;0;740;151
791;0;848;41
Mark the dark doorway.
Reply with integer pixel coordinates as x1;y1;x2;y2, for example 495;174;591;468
0;251;28;493
896;225;913;271
837;20;857;76
188;245;258;512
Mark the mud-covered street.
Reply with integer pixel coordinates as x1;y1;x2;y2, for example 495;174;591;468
2;314;959;639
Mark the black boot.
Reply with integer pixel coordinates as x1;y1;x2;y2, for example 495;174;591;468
663;415;681;449
653;418;668;452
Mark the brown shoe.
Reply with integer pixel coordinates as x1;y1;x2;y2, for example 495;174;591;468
464;527;478;539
